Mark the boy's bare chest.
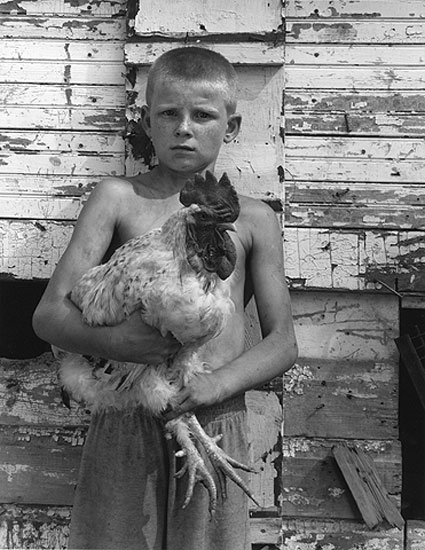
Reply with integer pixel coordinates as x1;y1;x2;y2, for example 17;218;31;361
116;192;181;243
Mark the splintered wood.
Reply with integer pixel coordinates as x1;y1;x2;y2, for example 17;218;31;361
332;444;404;530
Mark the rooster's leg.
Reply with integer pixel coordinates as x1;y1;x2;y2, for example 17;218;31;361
166;412;259;513
185;412;259;507
165;416;218;513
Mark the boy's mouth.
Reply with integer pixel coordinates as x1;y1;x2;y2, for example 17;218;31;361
172;145;195;151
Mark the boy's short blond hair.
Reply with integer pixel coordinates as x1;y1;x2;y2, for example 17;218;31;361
146;46;238;113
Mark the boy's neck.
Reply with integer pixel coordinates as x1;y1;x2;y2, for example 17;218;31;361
146;165;216;197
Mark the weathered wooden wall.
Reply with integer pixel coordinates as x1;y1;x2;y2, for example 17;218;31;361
280;1;425;547
0;0;127;280
0;0;421;548
0;1;127;547
284;0;425;295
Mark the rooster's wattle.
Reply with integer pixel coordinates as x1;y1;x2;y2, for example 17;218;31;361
56;171;258;512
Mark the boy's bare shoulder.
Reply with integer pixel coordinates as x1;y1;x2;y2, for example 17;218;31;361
238;193;280;229
235;193;281;254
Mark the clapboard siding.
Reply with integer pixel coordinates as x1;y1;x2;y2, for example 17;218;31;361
0;1;127;287
285;0;425;292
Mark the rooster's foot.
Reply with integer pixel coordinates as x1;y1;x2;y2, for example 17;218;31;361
174;441;218;512
166;412;259;513
185;413;259;508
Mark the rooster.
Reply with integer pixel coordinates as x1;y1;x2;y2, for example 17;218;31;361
57;171;258;513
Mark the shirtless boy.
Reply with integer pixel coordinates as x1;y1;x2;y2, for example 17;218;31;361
33;46;298;550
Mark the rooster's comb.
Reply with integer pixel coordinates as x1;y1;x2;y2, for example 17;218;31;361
180;171;240;223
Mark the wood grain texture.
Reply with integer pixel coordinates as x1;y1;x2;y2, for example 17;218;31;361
282;358;398;440
133;0;284;35
284;0;425;293
280;437;401;520
280;517;403;549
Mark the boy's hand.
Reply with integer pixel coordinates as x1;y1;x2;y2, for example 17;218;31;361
107;312;181;364
163;371;224;421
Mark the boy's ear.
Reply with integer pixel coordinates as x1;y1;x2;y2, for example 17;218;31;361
223;113;242;144
141;105;152;137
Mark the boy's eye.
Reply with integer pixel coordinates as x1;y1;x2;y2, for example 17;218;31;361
161;109;177;117
195;111;213;120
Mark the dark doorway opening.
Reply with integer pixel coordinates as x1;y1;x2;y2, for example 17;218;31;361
400;307;425;520
0;279;50;359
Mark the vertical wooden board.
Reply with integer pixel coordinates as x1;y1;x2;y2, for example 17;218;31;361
289;291;399;362
133;0;283;35
246;390;282;510
126;65;283;199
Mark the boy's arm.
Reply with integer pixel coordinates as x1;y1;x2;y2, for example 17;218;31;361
165;200;298;418
33;179;179;364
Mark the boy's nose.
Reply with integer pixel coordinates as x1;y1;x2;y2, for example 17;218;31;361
175;116;193;136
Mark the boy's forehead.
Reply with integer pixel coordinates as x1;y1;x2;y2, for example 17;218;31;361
149;76;228;105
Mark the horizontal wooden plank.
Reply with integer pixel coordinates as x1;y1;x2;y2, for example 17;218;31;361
0;0;126;16
286;66;425;90
0;353;89;426
1;220;422;292
0;39;124;61
0;151;124;176
285;90;425;112
287;44;425;66
286;112;425;137
281;518;403;549
282;358;398;440
285;158;425;184
280;437;401;520
286;20;425;44
0;504;277;548
285;228;425;291
0;106;125;131
0;504;71;550
285;204;425;230
0;16;126;40
133;0;283;35
286;0;425;18
0;131;125;153
2;61;125;85
285;136;425;159
0;175;100;196
125;41;285;65
0;196;85;220
290;291;399;362
286;202;424;231
0;83;126;107
0;424;84;505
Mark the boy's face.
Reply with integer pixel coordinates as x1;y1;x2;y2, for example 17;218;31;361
142;78;241;176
